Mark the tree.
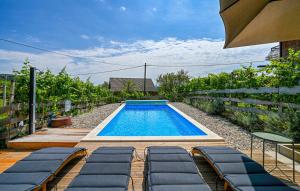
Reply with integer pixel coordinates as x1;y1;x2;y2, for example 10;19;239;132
13;59;113;106
122;80;137;93
157;70;190;101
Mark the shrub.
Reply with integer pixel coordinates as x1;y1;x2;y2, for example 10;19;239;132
157;70;190;101
192;99;224;115
231;111;261;131
263;112;290;135
211;99;225;114
288;111;300;142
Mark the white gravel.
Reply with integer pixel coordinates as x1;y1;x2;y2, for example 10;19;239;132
171;102;272;151
71;103;121;129
71;102;271;150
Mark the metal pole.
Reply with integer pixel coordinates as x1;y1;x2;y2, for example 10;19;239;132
250;135;253;159
292;142;295;182
2;75;7;106
29;67;36;134
279;42;283;57
144;62;147;95
275;143;278;167
262;139;265;167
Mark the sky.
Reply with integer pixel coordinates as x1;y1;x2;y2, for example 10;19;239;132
0;0;276;84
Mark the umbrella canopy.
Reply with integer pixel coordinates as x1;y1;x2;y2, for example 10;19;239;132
220;0;300;48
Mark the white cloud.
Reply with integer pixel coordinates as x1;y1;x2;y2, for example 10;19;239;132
80;34;90;40
96;36;104;42
26;36;41;43
0;38;276;84
120;6;126;11
152;7;157;12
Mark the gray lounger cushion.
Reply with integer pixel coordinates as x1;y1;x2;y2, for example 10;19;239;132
151;184;211;191
80;163;131;175
148;153;193;162
148;146;188;154
0;172;51;191
147;146;211;191
67;147;134;191
224;174;286;187
5;161;63;173
214;162;266;175
22;153;70;161
195;146;242;154
86;154;132;163
206;153;253;164
66;188;126;191
33;147;85;154
68;175;129;187
0;184;37;191
0;147;85;191
149;173;206;185
0;172;50;185
149;161;198;173
92;147;134;154
236;186;300;191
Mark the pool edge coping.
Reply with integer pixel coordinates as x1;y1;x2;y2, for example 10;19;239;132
81;102;224;142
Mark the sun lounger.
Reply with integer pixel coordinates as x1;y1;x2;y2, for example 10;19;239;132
0;147;86;191
192;146;299;191
146;146;211;191
65;146;134;191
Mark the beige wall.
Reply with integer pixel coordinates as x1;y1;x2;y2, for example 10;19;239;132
281;40;300;57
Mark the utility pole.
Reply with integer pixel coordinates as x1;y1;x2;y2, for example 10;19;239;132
29;67;36;134
144;62;147;95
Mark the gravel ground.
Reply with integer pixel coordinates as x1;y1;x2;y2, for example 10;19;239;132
71;103;121;129
171;102;273;151
71;102;270;150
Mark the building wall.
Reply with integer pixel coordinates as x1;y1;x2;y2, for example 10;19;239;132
281;40;300;57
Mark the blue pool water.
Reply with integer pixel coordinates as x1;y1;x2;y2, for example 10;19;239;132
98;104;207;136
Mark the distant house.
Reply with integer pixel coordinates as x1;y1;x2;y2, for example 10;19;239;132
266;41;300;60
109;77;157;94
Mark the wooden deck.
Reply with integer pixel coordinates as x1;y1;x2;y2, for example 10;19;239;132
1;140;299;191
7;128;91;149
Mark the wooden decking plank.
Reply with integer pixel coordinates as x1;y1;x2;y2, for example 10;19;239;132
7;128;92;149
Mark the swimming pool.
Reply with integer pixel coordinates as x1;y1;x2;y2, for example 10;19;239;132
82;100;222;141
98;104;206;136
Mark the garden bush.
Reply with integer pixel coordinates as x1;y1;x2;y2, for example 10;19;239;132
230;111;261;131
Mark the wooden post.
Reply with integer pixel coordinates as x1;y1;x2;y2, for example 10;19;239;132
279;41;283;57
29;67;36;134
9;80;15;105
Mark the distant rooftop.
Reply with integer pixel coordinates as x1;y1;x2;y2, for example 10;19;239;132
266;45;280;61
0;74;14;80
109;77;157;92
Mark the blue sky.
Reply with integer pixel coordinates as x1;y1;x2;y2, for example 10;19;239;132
0;0;223;50
0;0;275;83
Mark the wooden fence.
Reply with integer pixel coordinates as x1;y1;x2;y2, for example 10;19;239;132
186;85;300;116
194;85;300;95
0;100;106;145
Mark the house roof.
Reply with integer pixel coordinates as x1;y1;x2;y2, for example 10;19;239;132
109;77;157;92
